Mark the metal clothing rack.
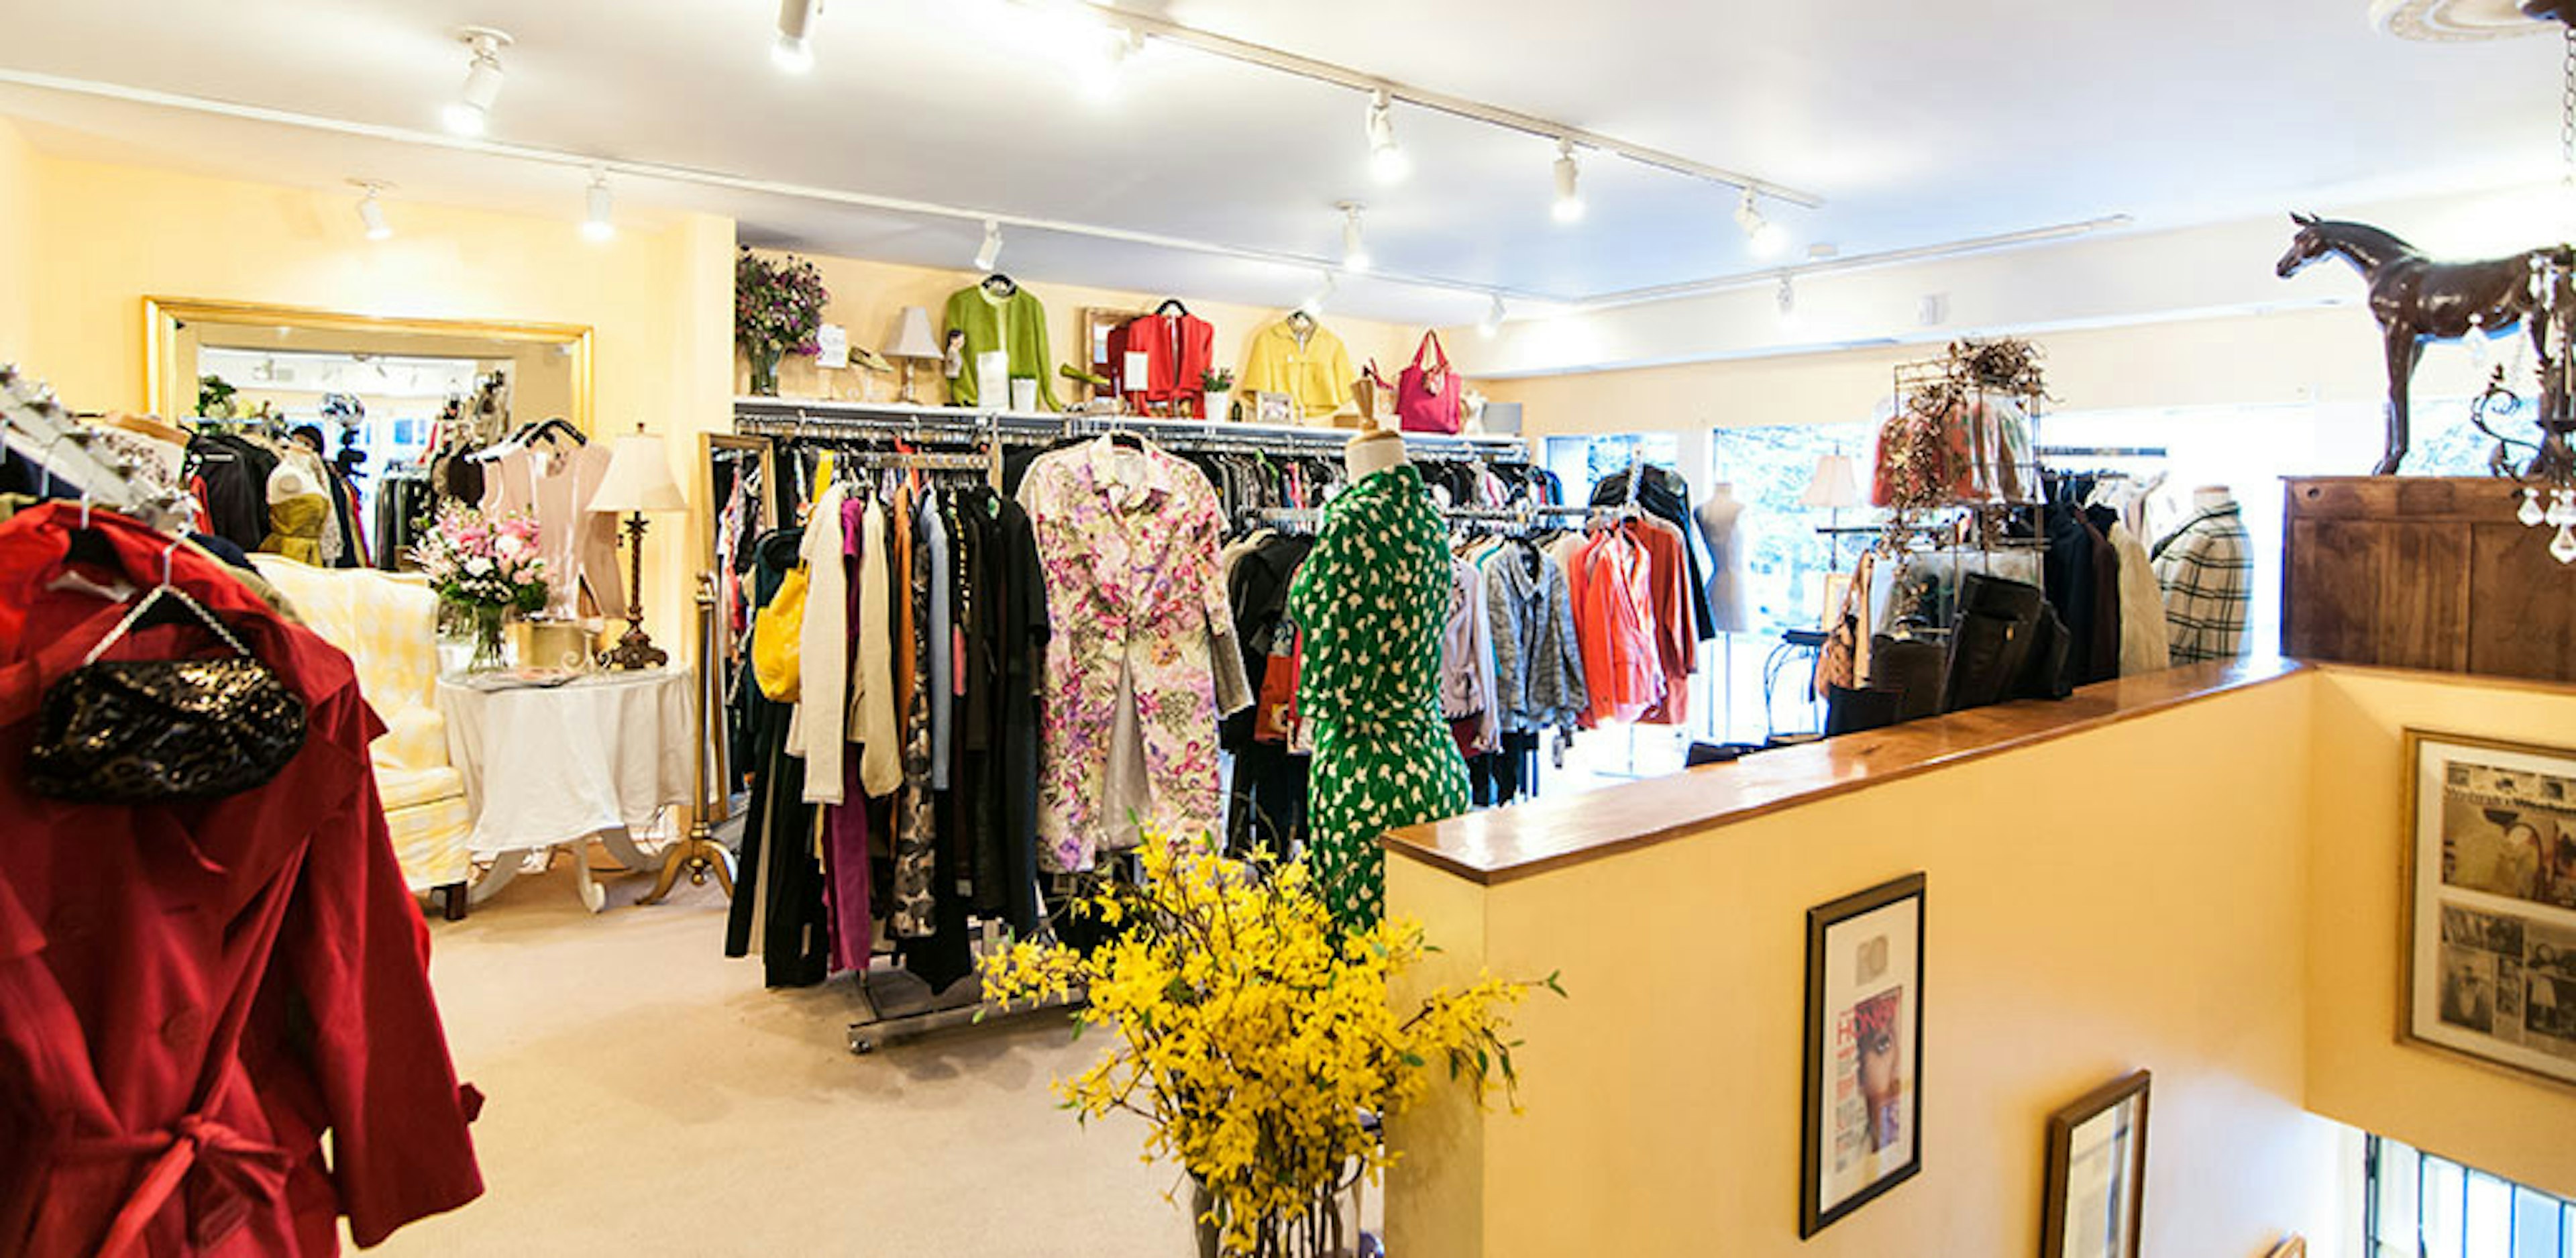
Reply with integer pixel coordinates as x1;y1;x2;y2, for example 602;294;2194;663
1245;503;1536;533
733;396;1533;463
734;399;1536;1055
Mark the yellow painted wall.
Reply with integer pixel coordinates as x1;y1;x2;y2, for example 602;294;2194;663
746;247;1428;412
1387;677;2348;1258
0;117;36;368
2306;668;2576;1198
9;150;734;641
1470;306;2484;439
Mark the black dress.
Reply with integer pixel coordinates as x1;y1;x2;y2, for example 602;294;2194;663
724;527;833;988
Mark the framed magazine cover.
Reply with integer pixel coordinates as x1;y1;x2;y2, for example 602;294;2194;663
2401;730;2576;1088
1799;873;1926;1237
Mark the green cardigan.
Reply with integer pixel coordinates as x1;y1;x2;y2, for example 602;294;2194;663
942;284;1060;412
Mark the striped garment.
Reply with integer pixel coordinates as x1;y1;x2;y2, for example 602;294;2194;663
2149;500;2253;664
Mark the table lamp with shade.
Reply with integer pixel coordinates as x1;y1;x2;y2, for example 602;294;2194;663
590;426;687;671
1801;450;1863;570
885;306;941;405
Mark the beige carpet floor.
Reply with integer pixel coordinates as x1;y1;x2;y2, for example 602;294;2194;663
369;859;1196;1257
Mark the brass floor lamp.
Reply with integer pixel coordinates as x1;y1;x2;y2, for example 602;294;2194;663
640;572;737;905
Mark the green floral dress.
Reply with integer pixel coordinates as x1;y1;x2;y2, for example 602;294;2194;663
1289;463;1471;931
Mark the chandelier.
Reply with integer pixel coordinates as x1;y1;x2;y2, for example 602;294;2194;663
2477;6;2576;560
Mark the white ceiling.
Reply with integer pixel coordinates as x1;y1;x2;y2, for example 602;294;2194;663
0;0;2563;325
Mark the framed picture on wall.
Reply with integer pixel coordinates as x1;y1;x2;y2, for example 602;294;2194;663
1799;872;1927;1237
2400;730;2576;1088
2039;1069;2150;1258
1078;307;1145;404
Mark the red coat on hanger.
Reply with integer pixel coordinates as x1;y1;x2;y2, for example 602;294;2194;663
1107;311;1216;418
0;504;483;1257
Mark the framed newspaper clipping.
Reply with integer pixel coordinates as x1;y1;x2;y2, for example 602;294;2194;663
2402;730;2576;1088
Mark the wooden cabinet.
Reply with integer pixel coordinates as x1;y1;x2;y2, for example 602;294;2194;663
2282;477;2576;680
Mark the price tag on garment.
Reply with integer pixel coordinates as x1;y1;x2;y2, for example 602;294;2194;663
975;350;1010;407
1123;351;1150;392
814;323;850;370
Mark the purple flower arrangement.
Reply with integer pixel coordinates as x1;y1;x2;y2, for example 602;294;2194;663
737;250;830;394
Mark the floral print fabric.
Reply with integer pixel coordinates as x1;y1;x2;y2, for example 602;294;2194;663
1020;439;1232;872
1291;463;1470;931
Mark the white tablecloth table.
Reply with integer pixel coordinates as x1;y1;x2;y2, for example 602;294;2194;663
435;668;694;911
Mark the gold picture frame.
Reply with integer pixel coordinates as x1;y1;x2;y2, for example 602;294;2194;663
144;296;594;431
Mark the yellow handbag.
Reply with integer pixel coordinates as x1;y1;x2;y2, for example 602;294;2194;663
752;562;809;702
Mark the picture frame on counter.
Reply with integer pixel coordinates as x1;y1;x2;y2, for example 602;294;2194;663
2400;730;2576;1088
2039;1069;2149;1258
1799;872;1926;1237
1252;390;1293;425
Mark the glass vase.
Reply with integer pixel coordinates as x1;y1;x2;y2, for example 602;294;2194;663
749;347;782;397
1191;1179;1360;1258
468;605;511;673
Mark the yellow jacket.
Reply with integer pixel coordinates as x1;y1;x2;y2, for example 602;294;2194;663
1238;319;1353;421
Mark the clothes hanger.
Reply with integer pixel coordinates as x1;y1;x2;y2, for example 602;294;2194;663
525;417;586;448
981;273;1018;298
1155;298;1189;317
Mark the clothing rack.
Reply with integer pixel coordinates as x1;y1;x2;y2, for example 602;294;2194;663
2036;445;2166;460
733;397;1531;463
1244;503;1536;534
0;365;191;529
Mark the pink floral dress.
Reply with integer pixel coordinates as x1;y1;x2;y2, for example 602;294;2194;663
1018;439;1232;872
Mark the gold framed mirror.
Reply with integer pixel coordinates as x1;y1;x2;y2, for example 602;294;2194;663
145;297;594;439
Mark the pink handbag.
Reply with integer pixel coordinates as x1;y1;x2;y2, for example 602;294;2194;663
1395;332;1462;434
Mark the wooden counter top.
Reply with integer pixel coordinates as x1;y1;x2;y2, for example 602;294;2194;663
1381;658;2305;886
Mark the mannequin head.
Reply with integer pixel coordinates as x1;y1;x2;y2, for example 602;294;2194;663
1345;426;1408;480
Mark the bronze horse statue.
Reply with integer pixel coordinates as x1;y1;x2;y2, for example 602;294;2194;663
2275;213;2573;475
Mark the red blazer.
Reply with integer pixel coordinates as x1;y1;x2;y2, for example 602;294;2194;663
1108;311;1216;417
0;504;483;1256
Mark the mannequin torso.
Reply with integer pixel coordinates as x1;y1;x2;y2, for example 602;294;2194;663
1693;484;1751;633
1346;427;1407;481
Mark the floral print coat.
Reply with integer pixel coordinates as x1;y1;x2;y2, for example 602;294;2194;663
1020;439;1236;872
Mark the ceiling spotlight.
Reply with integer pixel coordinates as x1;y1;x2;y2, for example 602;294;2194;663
1776;273;1798;325
581;172;615;242
1338;202;1371;274
1364;91;1410;185
1479;294;1507;339
1550;139;1585;225
1077;21;1140;100
351;180;393;241
441;27;511;137
1736;189;1787;258
1299;270;1337;318
773;0;819;74
974;219;1004;272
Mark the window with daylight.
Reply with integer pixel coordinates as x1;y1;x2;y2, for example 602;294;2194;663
2367;1135;2575;1257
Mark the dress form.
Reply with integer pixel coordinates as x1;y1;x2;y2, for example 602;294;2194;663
1693;483;1752;635
1346;427;1407;481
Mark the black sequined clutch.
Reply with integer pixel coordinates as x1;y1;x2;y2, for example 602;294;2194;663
25;588;308;803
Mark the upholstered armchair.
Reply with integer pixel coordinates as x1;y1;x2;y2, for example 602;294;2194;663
250;556;474;918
